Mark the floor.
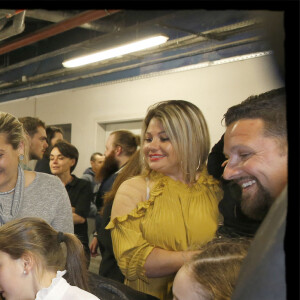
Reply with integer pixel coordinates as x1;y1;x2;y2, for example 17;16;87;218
89;252;102;274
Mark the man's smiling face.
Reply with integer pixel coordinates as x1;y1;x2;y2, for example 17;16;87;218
223;118;287;220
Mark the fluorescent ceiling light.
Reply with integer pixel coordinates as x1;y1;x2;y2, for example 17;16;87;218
62;35;169;68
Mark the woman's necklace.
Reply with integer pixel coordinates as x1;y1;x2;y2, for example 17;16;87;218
0;187;15;195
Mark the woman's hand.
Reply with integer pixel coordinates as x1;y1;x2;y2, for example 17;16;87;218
90;236;99;257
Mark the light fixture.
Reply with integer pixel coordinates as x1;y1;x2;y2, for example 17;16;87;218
62;35;169;68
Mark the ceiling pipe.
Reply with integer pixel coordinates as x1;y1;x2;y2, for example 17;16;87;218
1;9;120;33
25;9;121;33
0;10;26;42
0;9;121;56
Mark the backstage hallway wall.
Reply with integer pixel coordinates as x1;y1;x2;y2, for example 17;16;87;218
0;53;283;177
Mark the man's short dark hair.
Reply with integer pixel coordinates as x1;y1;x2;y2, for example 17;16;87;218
19;116;46;137
46;126;63;145
90;152;103;161
52;140;79;173
223;87;286;139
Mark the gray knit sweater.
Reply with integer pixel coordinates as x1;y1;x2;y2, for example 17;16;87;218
0;167;74;233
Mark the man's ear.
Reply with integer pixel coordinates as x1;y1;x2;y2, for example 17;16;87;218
115;145;122;156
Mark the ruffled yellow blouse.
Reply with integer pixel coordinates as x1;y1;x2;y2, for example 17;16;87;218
106;168;223;300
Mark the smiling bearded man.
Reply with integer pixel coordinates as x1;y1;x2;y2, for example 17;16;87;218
222;87;287;221
222;87;288;300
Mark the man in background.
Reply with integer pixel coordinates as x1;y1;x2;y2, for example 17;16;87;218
82;152;105;237
90;130;139;282
35;125;64;174
19;116;48;170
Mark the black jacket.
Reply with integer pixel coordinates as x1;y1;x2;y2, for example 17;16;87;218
95;171;124;282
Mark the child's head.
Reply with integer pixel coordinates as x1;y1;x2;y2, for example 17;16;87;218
0;217;88;299
173;238;251;300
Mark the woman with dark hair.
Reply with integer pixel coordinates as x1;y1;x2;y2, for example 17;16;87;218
35;126;63;174
0;217;99;299
50;140;93;266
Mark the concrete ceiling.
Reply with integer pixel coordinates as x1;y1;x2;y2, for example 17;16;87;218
0;9;285;102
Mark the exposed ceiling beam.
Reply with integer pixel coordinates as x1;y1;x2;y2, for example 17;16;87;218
0;10;177;74
0;9;121;55
0;9;120;33
0;35;264;93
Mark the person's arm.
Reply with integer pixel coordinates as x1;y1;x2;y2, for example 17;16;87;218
144;247;200;278
50;177;74;233
90;236;99;257
73;211;86;224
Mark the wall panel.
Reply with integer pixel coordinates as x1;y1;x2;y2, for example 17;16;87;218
0;54;283;176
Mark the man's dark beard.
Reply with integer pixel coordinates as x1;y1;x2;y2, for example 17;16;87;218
239;178;274;221
96;152;119;182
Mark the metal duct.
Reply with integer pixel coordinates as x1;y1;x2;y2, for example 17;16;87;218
0;10;26;42
24;9;120;33
0;10;121;56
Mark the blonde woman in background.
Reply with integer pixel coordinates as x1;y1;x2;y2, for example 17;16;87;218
107;100;223;299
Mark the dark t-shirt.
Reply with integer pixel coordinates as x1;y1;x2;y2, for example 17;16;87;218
65;175;92;248
35;156;51;174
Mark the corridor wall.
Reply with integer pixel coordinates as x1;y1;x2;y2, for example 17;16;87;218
0;54;283;176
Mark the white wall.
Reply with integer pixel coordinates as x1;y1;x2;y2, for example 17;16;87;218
0;54;283;176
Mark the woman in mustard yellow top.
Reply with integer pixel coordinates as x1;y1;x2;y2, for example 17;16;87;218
107;100;223;300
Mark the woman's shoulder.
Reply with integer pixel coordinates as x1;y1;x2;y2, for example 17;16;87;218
111;175;147;219
121;175;146;188
117;175;147;201
24;170;36;187
24;171;64;190
72;175;91;187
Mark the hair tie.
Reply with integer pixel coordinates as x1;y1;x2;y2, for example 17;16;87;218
57;231;66;243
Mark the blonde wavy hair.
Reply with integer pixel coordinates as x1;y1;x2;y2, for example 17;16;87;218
0;112;29;163
141;100;210;184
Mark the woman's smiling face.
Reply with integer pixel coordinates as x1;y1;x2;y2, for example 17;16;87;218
143;118;182;181
0;133;22;192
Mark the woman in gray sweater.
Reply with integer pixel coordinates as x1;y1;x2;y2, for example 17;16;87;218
0;111;73;233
